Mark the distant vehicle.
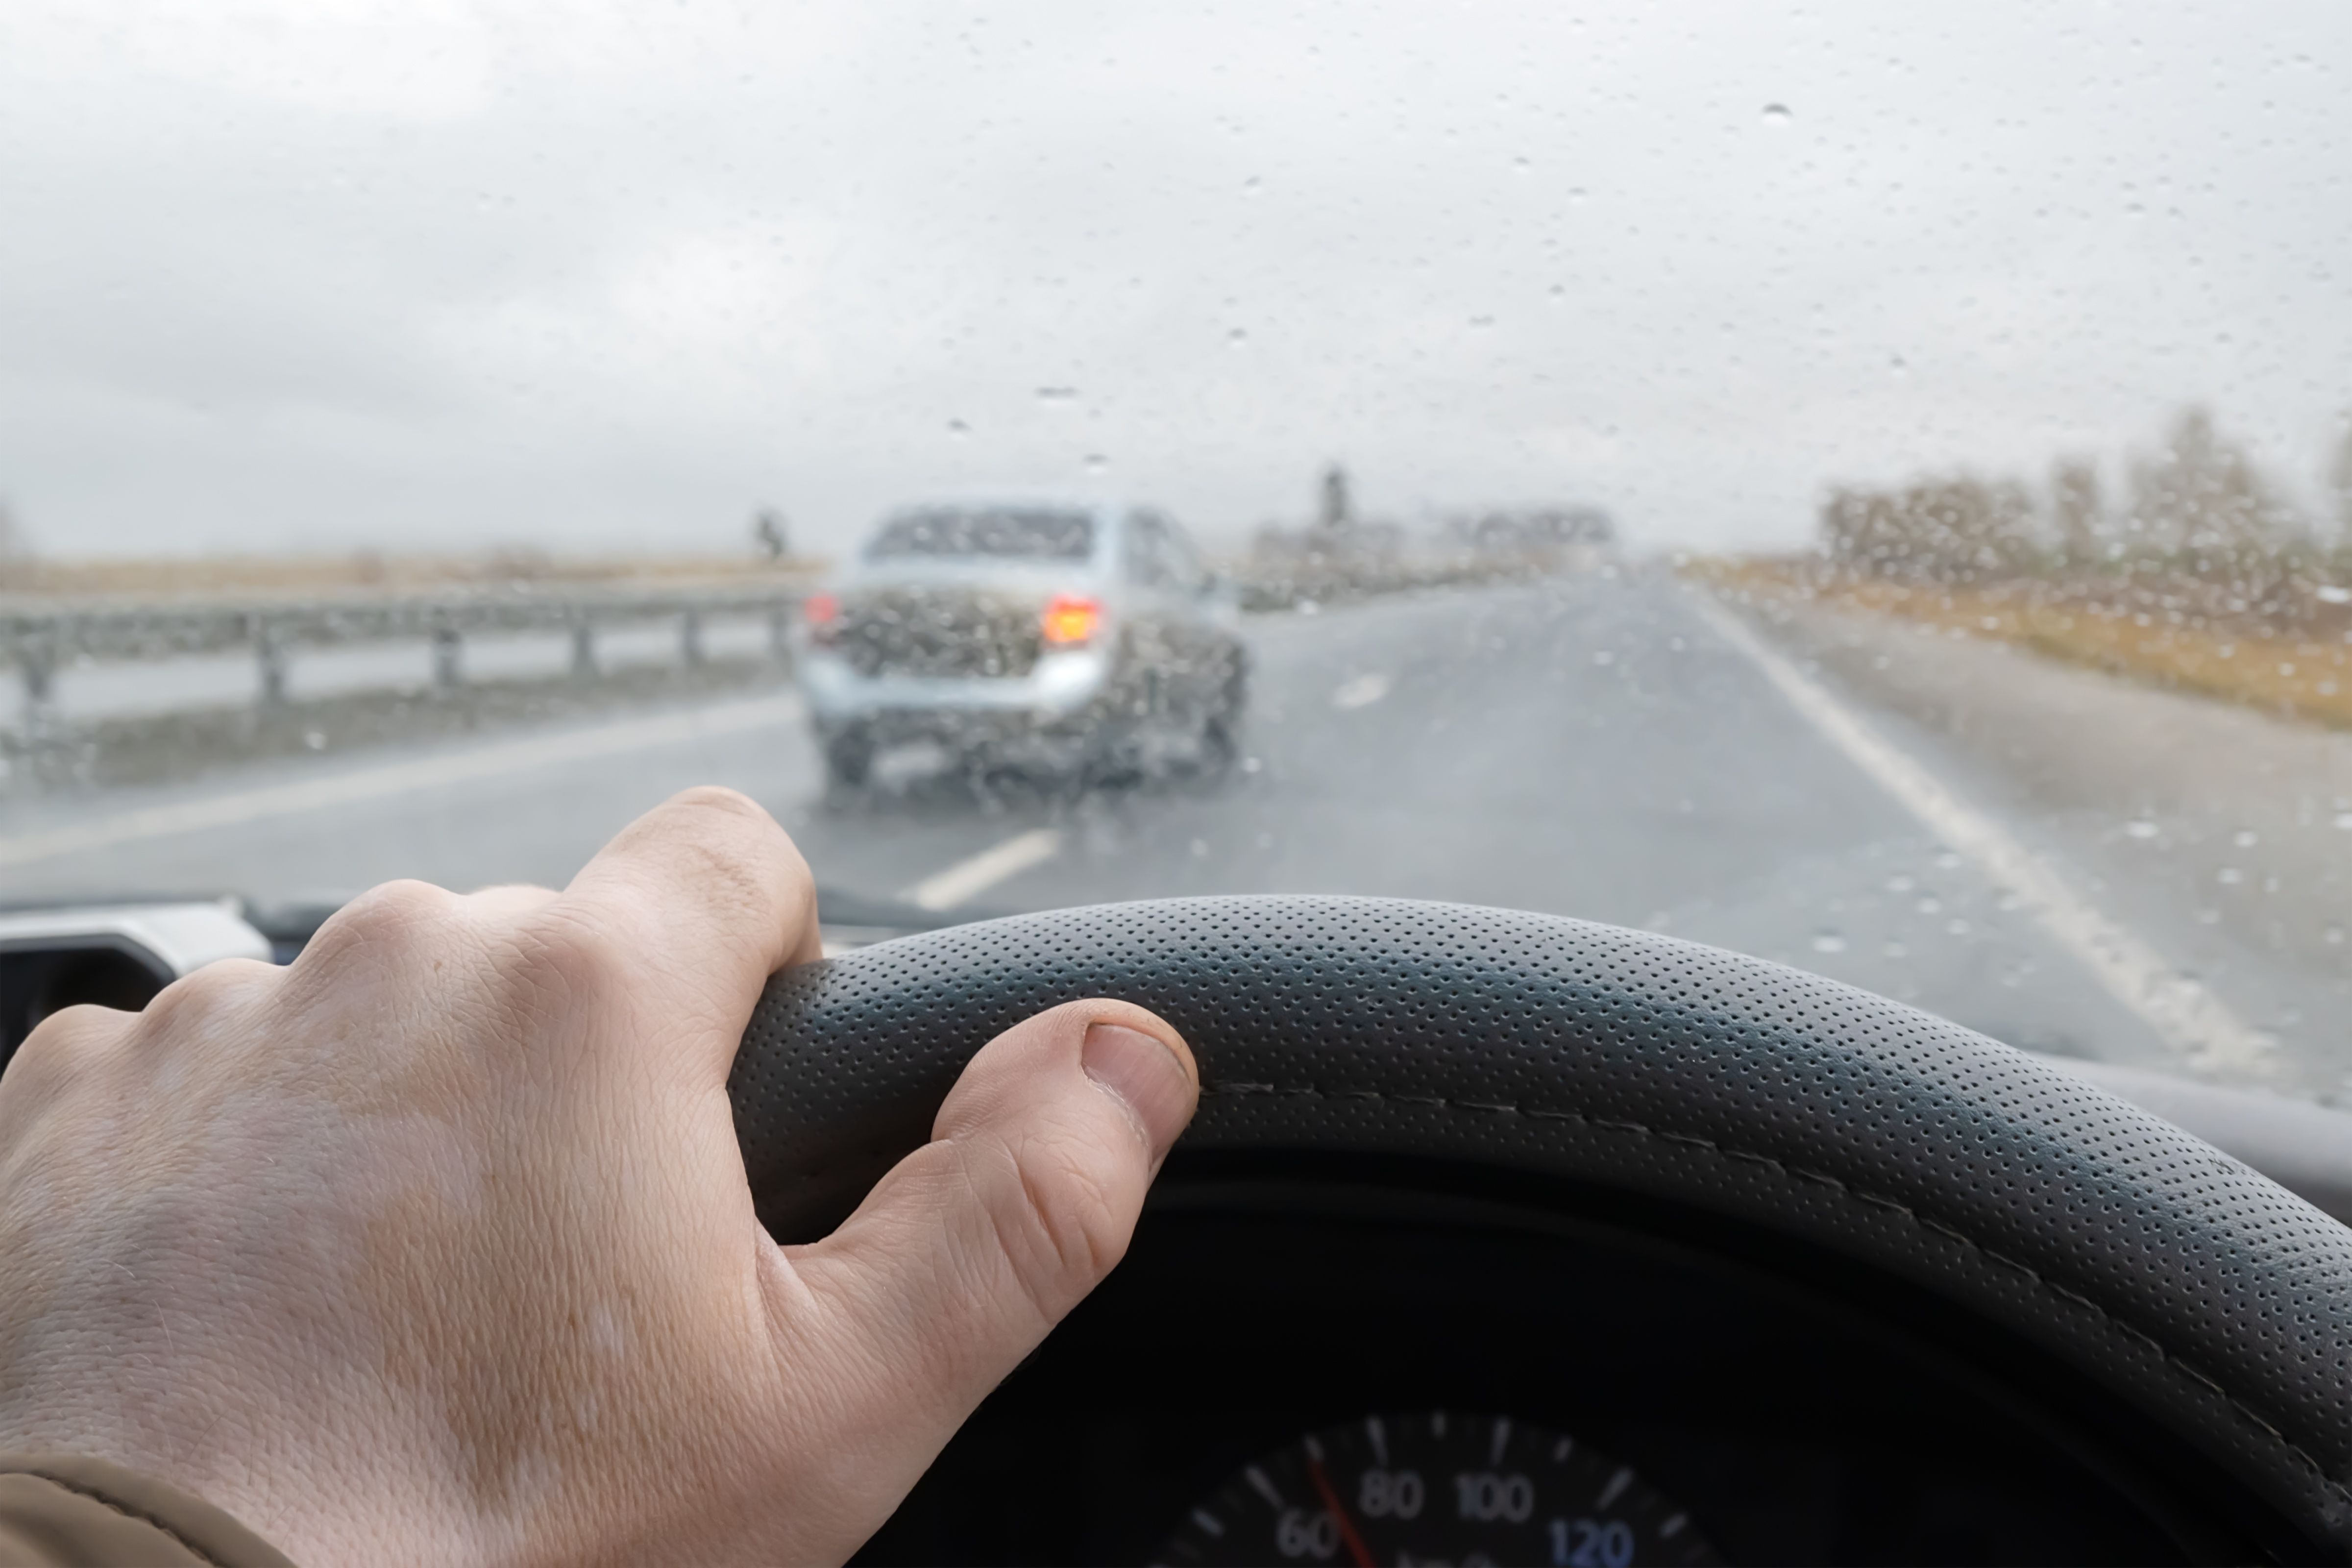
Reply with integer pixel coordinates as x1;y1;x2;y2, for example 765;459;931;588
797;502;1249;792
1447;505;1616;562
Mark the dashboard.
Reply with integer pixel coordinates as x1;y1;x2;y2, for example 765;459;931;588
853;1158;2262;1566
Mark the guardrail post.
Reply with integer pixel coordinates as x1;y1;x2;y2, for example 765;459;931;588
17;644;55;738
569;616;596;680
680;609;705;668
256;622;288;708
431;623;463;692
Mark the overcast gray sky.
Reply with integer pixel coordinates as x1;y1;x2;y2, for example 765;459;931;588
2;0;2348;560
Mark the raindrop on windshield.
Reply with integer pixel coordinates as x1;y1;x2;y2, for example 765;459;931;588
2125;818;2159;839
1761;103;1793;125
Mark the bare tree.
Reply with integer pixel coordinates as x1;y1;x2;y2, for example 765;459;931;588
2328;414;2352;546
2126;406;2301;564
0;497;29;588
1819;474;2041;582
2050;457;2103;565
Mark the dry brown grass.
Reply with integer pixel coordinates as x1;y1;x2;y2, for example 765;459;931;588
1698;556;2352;730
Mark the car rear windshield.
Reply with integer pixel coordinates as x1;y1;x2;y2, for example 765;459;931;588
865;509;1094;561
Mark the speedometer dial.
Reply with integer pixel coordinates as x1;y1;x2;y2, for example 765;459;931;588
1156;1411;1715;1568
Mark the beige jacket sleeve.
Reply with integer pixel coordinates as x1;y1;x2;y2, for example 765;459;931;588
0;1455;294;1568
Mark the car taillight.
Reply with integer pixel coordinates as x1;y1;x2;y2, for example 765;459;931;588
1039;593;1102;647
804;592;840;644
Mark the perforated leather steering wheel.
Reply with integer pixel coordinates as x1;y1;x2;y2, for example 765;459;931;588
728;896;2352;1557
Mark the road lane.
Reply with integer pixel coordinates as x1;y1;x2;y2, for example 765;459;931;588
5;568;2327;1089
792;573;2177;1070
1690;591;2273;1078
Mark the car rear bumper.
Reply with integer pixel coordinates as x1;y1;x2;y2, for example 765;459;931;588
799;648;1113;732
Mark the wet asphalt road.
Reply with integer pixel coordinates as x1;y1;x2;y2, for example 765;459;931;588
1;569;2336;1088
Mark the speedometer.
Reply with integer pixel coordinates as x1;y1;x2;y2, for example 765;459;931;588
1155;1411;1715;1567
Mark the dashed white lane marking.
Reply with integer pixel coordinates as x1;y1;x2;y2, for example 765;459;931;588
1332;672;1391;709
1691;592;2273;1077
0;693;807;871
900;827;1062;912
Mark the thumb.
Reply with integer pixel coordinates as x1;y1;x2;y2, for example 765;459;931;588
776;999;1197;1485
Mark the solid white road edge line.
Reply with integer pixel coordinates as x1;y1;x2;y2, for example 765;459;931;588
0;692;807;871
1690;591;2274;1078
901;828;1064;912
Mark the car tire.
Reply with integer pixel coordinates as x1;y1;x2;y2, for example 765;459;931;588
821;729;874;799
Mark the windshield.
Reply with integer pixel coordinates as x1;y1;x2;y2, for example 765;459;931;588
866;508;1096;562
3;2;2347;1103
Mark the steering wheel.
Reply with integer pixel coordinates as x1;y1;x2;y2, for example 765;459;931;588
728;896;2352;1558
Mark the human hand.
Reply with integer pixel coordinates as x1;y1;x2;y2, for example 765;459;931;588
0;788;1198;1566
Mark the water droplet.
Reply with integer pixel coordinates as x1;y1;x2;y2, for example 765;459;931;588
947;418;970;437
1761;103;1793;125
2335;811;2352;830
1592;649;1615;666
1934;850;1961;869
1226;326;1249;345
2125;818;2159;839
1241;755;1263;773
2233;829;2258;848
1882;940;1908;958
1916;896;1942;914
1242;175;1262;196
1886;874;1915;893
2218;866;2245;885
1811;932;1847;954
1083;453;1108;474
1189;837;1209;858
1035;386;1078;403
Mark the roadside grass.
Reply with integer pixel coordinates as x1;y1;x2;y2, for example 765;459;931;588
1693;557;2352;730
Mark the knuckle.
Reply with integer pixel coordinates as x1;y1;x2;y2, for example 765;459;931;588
302;879;459;965
991;1132;1130;1321
138;957;274;1032
146;959;271;1020
3;1004;126;1096
492;909;632;1016
669;784;769;826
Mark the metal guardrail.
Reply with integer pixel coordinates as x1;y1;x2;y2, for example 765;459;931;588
1;580;809;733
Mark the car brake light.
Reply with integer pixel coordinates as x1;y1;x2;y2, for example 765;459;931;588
804;593;840;644
1040;593;1102;646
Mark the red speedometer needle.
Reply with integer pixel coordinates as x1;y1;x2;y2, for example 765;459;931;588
1306;1456;1377;1568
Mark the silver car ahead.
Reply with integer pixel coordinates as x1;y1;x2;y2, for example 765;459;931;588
797;502;1249;792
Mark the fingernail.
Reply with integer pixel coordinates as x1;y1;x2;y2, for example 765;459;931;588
1082;1022;1196;1162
